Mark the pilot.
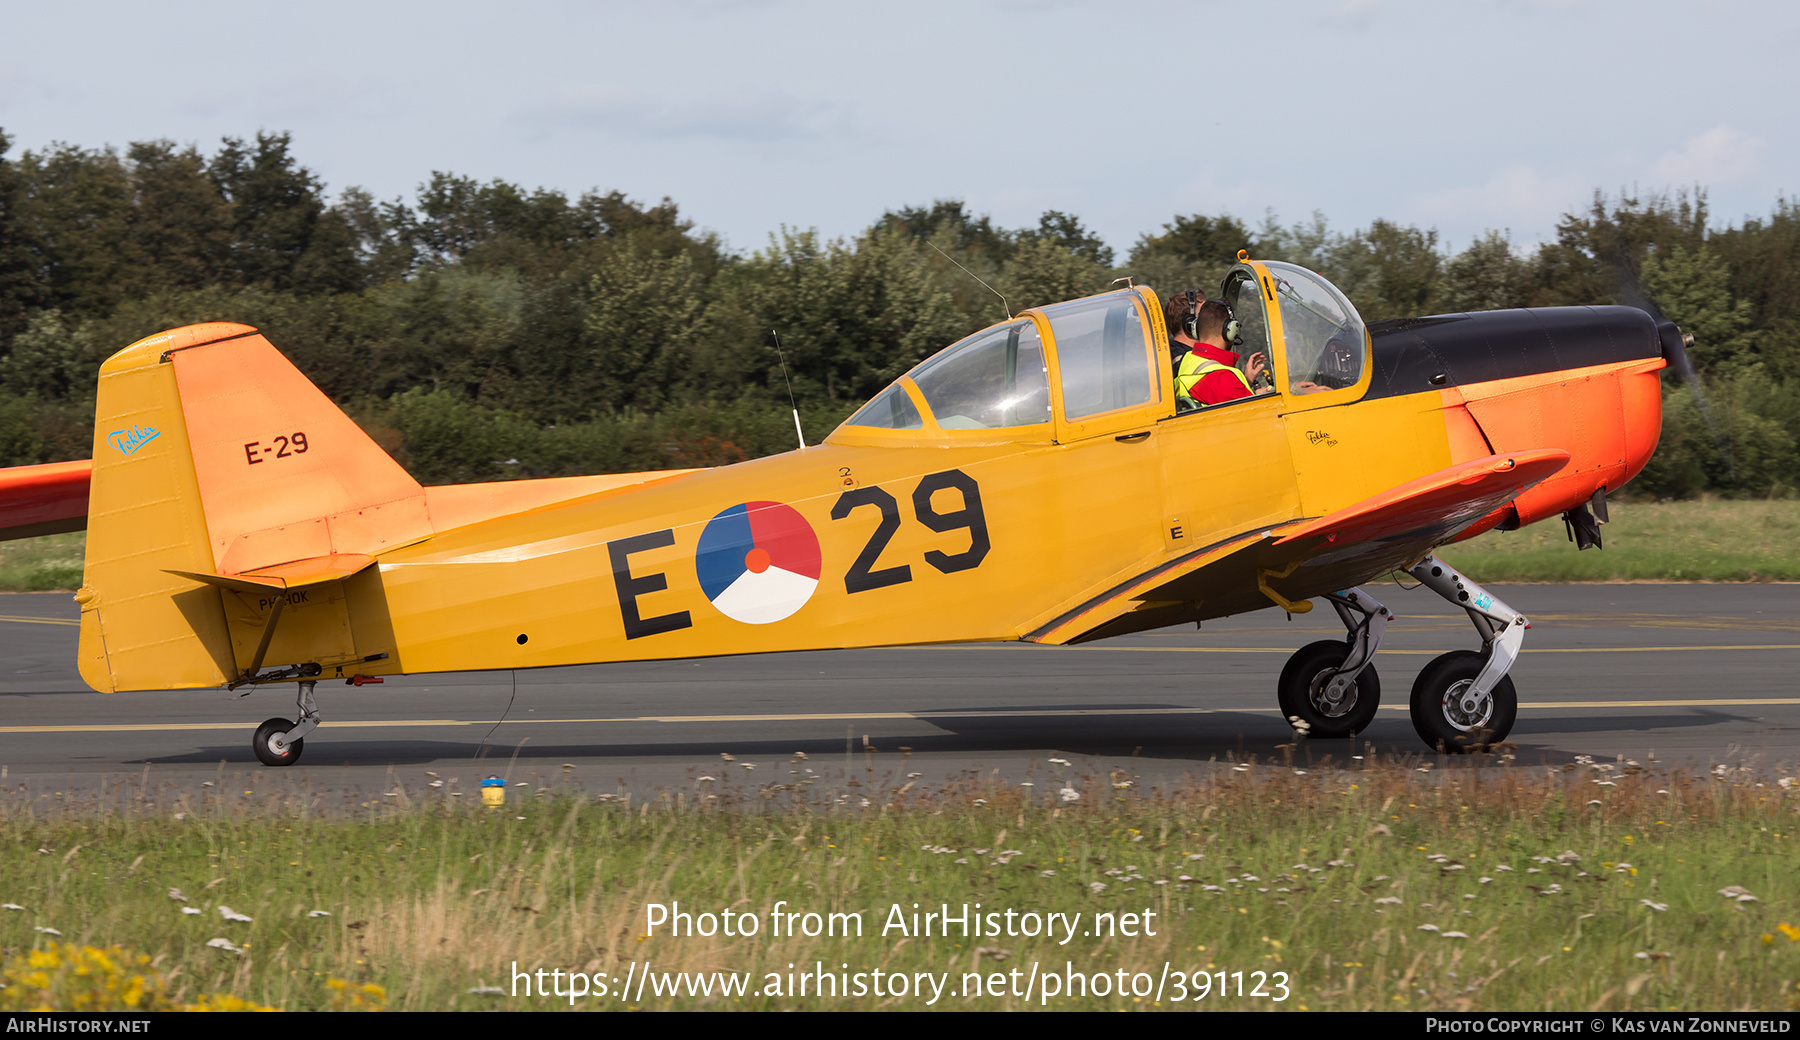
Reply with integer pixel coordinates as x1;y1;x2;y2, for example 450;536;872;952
1165;291;1267;406
1291;336;1357;394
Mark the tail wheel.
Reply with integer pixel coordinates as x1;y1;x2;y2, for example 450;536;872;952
1277;640;1381;738
253;717;304;767
1409;650;1517;753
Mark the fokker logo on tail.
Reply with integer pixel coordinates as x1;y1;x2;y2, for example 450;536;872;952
108;424;160;456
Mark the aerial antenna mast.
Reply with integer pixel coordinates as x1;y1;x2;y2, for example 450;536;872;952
927;240;1011;320
771;331;806;451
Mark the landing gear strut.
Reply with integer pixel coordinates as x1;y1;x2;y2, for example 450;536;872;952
252;681;321;767
1405;555;1526;752
1279;587;1391;738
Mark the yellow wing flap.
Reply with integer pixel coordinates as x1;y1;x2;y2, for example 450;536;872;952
1026;450;1570;645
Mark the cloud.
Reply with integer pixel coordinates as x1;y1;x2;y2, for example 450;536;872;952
1648;125;1765;187
1412;165;1587;244
178;75;374;123
524;85;849;143
1326;0;1383;28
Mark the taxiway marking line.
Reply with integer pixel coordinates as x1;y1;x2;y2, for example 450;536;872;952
5;699;1800;735
1091;645;1800;654
0;615;78;627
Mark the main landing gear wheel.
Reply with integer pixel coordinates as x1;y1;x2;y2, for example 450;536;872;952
253;717;303;767
1409;650;1517;753
1278;640;1381;738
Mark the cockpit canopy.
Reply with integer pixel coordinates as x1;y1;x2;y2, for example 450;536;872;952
838;261;1370;441
845;292;1156;432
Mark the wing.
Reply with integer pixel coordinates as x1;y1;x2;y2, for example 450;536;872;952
1025;449;1569;645
0;460;92;541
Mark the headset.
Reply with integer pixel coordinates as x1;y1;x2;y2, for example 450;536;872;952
1185;290;1243;347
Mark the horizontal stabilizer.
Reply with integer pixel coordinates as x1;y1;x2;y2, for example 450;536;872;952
166;553;376;594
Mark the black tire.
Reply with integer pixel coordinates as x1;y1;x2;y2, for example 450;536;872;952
1409;650;1517;753
253;717;303;767
1277;640;1381;738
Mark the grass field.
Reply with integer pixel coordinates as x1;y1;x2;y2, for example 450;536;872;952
3;501;1794;594
0;532;82;593
1440;499;1800;583
2;758;1798;1011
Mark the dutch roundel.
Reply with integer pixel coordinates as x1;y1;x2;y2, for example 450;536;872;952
695;501;823;624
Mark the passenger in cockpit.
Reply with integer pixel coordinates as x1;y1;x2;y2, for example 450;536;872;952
1165;291;1267;406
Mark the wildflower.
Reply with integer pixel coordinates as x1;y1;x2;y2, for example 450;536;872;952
181;908;201;916
1635;951;1671;961
1556;851;1581;864
1059;787;1080;803
468;986;506;996
34;927;61;936
1232;764;1251;773
1495;865;1514;872
1047;758;1070;767
218;906;252;923
1375;897;1402;905
1479;877;1493;885
1778;777;1797;790
1040;870;1056;878
167;888;187;902
1418;924;1440;932
1;904;22;911
1443;931;1468;939
720;753;735;761
1090;882;1107;894
1640;900;1668;912
308;910;332;918
1777;924;1800;942
1718;886;1758;903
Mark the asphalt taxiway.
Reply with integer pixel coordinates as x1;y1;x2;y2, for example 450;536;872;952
1;583;1796;800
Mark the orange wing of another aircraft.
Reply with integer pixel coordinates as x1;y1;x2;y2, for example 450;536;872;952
0;459;91;541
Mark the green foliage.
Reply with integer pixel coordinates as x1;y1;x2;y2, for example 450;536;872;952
0;127;1794;497
1439;232;1534;312
1642;242;1754;372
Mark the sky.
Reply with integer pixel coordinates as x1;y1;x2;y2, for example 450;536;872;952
2;0;1796;260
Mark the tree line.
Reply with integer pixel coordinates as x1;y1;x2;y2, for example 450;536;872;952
0;128;1794;497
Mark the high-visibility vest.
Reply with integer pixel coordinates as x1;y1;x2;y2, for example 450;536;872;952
1176;349;1252;402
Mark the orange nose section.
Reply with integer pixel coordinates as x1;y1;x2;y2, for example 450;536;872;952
1459;358;1666;527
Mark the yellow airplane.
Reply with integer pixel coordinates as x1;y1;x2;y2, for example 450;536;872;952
41;254;1678;764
